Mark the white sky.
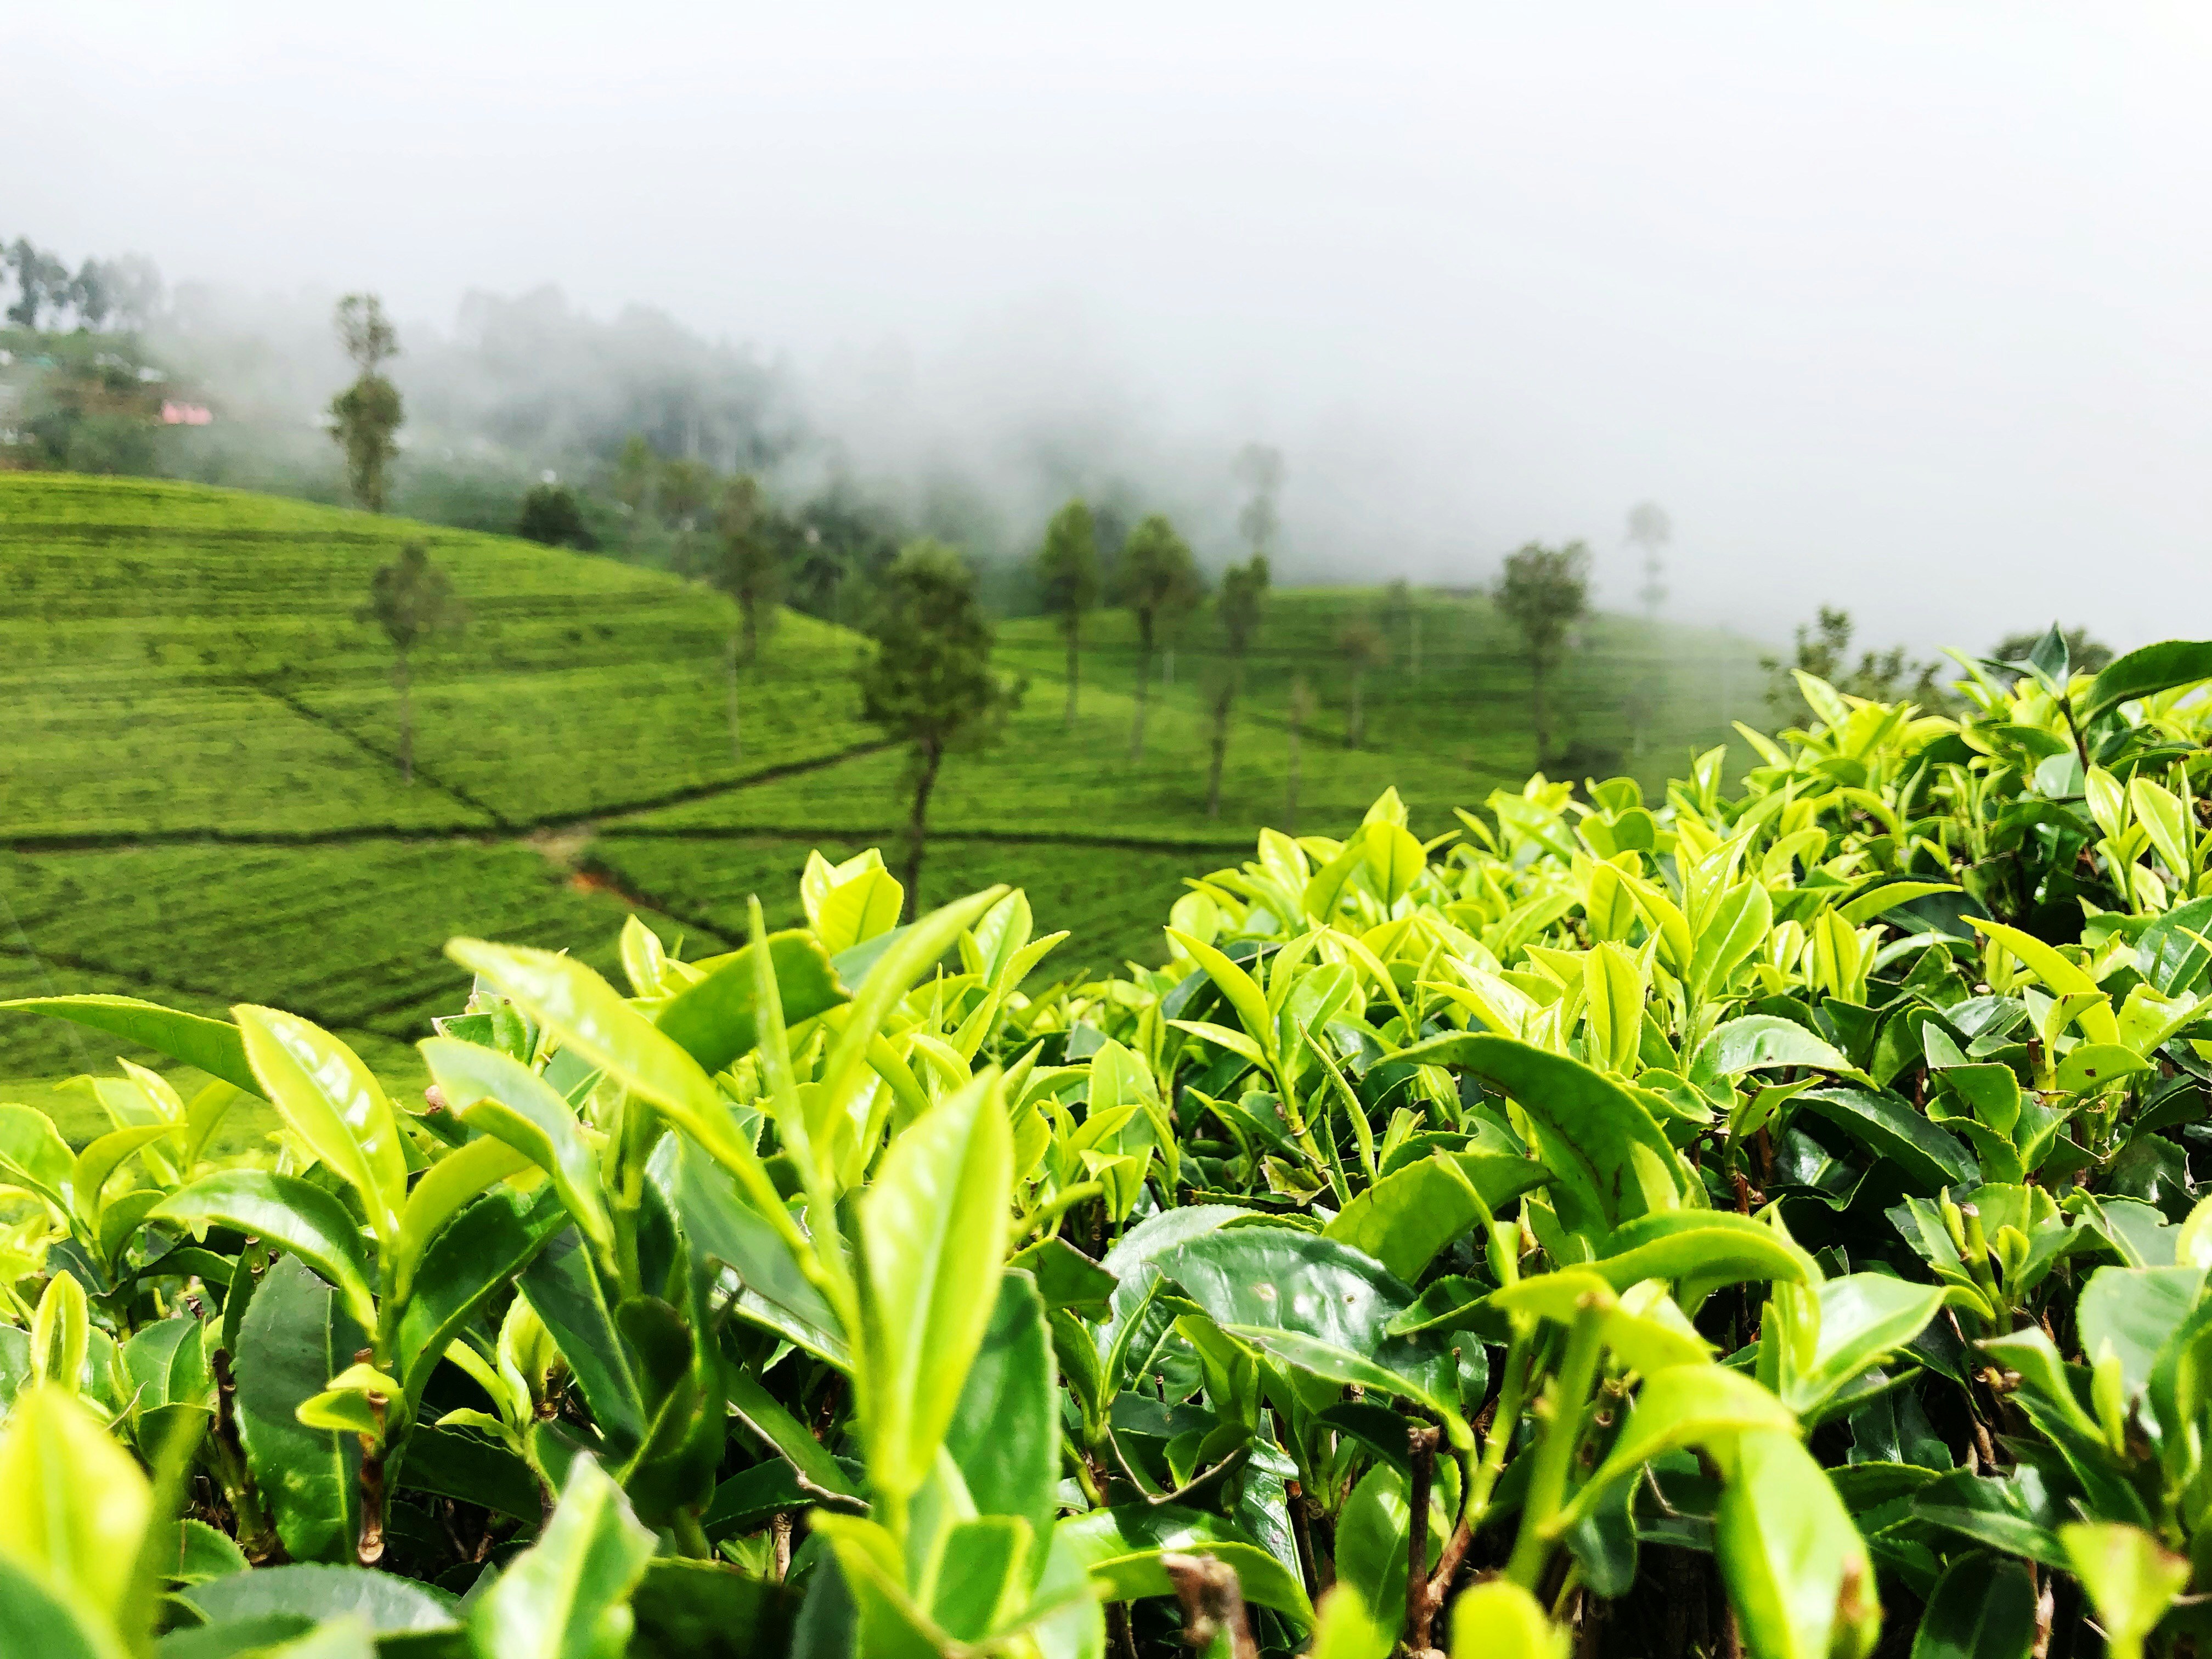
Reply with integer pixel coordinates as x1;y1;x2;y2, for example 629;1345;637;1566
7;2;2211;652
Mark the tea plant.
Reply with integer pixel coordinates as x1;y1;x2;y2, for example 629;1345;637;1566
2;626;2210;1657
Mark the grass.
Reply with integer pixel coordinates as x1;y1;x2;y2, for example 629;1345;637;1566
0;471;1770;1113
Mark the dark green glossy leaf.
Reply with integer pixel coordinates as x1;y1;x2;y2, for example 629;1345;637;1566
1909;1468;2069;1569
1007;1235;1119;1319
1389;1032;1691;1228
396;1426;542;1522
0;1556;106;1659
941;1269;1057;1582
397;1183;568;1412
630;1558;794;1659
1799;1086;1979;1188
518;1230;645;1456
655;930;848;1074
1912;1553;2035;1659
2081;640;2212;721
1051;1502;1313;1625
647;1136;845;1368
231;1256;364;1565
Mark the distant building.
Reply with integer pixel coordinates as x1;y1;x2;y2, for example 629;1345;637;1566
161;402;214;425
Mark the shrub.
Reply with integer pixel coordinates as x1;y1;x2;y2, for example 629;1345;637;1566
2;631;2212;1655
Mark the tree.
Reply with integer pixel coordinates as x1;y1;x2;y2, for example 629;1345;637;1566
857;541;1015;917
516;483;588;548
1336;616;1384;748
328;295;403;513
4;239;69;329
611;434;658;543
1496;541;1590;770
357;541;466;785
1763;607;1950;723
1203;554;1270;819
1035;498;1101;729
708;475;783;763
1116;514;1205;760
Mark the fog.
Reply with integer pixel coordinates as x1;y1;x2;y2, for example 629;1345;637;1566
8;3;2211;651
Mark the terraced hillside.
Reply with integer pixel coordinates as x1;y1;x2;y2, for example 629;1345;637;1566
1;472;1768;1129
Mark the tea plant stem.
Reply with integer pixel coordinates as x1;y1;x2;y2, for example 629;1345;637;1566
1504;1301;1606;1589
1406;1422;1442;1650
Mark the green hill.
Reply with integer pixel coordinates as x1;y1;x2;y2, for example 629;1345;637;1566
1;472;1768;1128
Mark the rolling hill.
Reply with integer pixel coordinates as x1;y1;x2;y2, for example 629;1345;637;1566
0;472;1769;1133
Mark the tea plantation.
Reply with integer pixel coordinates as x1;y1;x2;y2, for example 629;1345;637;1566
0;472;1762;1119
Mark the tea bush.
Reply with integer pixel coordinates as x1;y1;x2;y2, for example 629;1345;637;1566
5;628;2212;1657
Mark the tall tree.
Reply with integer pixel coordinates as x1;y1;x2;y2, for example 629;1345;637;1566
708;475;782;762
1203;554;1270;820
357;541;466;785
1115;513;1204;760
1035;498;1101;729
1336;617;1383;748
328;295;403;513
1285;673;1313;836
3;239;68;329
1496;541;1589;771
857;541;1014;916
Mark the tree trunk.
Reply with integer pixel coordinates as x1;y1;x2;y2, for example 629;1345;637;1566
395;645;413;786
900;740;944;921
1204;670;1237;820
726;631;744;764
1348;669;1365;748
1410;608;1421;681
1064;620;1080;729
1131;643;1154;760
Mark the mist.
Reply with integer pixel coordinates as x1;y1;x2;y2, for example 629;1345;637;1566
8;2;2212;652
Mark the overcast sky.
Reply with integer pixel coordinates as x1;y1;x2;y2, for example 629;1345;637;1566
8;3;2210;652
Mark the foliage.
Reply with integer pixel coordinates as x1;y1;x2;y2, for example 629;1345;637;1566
357;541;467;785
3;238;159;331
1991;625;2113;681
9;618;2208;1654
327;295;404;514
1113;513;1205;761
1762;607;1949;725
517;483;593;550
1496;541;1590;769
1035;499;1101;730
857;541;1018;915
0;476;1768;1094
1333;618;1382;750
1205;555;1271;820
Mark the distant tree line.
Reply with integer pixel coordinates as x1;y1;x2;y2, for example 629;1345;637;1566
1;237;163;332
